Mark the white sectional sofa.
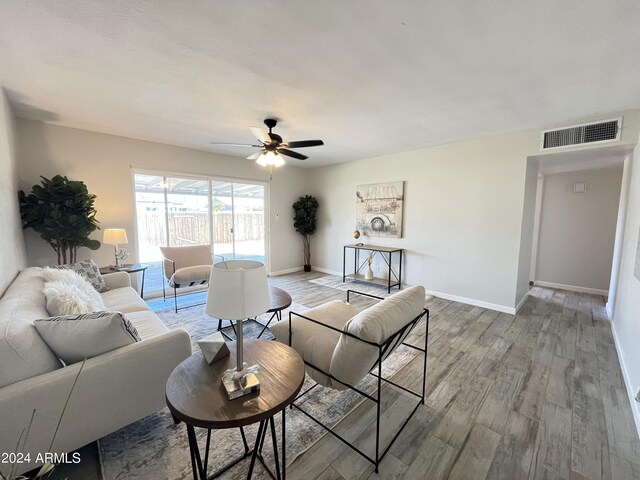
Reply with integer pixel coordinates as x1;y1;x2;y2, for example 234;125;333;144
0;267;191;476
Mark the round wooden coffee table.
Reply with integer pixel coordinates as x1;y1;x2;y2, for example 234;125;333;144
166;339;304;480
257;286;293;339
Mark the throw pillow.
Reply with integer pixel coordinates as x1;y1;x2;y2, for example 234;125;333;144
43;267;107;316
56;259;108;292
34;311;141;364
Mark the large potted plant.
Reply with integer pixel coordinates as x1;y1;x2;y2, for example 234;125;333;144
292;195;319;272
19;175;101;264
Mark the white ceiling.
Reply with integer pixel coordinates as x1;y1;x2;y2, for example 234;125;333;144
1;1;640;168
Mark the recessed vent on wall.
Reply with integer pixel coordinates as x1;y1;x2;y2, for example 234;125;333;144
540;117;622;150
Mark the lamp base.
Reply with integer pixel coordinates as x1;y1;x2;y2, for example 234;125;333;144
222;372;260;400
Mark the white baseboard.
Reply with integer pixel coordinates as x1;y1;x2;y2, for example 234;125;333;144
427;290;515;314
269;266;303;276
609;318;640;437
534;281;608;297
515;292;529;314
310;266;344;276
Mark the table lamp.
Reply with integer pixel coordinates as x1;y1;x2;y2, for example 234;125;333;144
103;228;128;268
205;260;270;399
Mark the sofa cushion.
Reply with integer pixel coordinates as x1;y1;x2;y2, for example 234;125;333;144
271;300;359;388
43;268;107;316
56;259;108;292
34;311;141;365
124;310;170;340
0;268;62;388
101;287;151;314
330;286;426;386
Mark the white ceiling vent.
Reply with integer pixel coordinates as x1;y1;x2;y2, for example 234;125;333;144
540;117;622;151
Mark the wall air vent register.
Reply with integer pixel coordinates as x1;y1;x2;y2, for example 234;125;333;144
540;118;622;150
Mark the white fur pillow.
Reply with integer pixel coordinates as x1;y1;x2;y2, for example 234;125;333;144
43;267;106;316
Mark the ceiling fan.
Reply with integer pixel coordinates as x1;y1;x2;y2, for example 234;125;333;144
211;118;324;167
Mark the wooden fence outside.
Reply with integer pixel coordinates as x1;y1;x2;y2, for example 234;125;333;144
137;212;264;247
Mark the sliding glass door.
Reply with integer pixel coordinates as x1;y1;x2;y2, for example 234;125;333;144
134;173;267;297
211;181;265;262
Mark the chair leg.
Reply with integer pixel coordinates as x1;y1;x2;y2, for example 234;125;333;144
174;286;178;313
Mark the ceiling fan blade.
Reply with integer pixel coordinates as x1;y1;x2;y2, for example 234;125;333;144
277;148;308;160
246;151;263;160
210;142;262;147
283;140;324;148
249;127;270;144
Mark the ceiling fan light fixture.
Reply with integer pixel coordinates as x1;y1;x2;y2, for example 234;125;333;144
256;150;285;168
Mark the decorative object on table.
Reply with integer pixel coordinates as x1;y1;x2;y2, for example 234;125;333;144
365;253;374;280
356;181;404;238
353;229;364;246
159;245;220;313
292;195;319;272
205;260;270;399
197;331;230;364
103;229;129;268
18;175;101;264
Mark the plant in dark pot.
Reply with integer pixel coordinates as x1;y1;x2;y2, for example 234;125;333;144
292;195;319;272
19;175;101;264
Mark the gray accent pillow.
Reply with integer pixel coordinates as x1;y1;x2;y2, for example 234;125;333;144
57;259;109;292
34;311;141;365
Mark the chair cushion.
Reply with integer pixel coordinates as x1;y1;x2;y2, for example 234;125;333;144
169;265;212;288
34;311;141;365
271;300;360;389
330;286;426;386
0;268;62;388
159;245;212;281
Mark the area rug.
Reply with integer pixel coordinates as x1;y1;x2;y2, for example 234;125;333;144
99;303;419;480
310;274;433;301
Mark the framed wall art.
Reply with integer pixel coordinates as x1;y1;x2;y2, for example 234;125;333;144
356;181;404;238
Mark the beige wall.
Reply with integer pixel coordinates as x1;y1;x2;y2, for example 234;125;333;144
309;110;640;312
0;89;26;296
309;129;539;312
16;119;309;274
611;140;640;433
535;166;623;293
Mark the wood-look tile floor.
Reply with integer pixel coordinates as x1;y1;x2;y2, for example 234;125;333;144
264;272;640;480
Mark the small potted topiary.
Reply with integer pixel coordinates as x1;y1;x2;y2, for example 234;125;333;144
292;195;319;272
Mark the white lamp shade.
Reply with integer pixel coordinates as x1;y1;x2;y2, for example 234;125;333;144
103;228;128;245
205;260;270;320
256;151;285;167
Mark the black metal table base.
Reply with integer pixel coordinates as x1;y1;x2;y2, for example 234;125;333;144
185;410;286;480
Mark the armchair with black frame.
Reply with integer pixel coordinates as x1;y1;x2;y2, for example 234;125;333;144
270;285;429;473
159;245;225;313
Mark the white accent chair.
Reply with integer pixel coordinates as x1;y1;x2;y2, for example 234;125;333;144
270;286;429;473
159;245;223;312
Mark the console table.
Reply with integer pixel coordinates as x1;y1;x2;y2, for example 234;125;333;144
342;244;403;293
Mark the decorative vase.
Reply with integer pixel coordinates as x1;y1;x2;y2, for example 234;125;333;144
365;265;374;280
304;265;311;272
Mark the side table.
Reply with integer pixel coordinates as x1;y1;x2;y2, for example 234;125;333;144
166;339;305;480
257;286;293;339
100;263;149;299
